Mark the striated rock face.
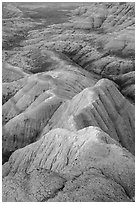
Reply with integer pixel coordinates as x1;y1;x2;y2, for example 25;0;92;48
2;62;29;83
43;79;135;154
2;95;62;163
105;71;135;102
3;127;134;202
2;51;99;163
2;78;27;105
2;50;98;123
2;62;29;104
2;2;135;202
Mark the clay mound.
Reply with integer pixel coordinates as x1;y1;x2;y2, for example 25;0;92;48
2;78;50;124
2;51;98;123
106;71;135;102
3;78;134;164
2;52;98;125
2;77;27;105
43;79;135;154
3;126;135;202
2;62;30;105
2;94;62;164
2;2;135;202
2;62;28;83
2;62;98;163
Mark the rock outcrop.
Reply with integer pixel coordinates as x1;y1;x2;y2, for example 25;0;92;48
2;62;28;83
2;2;135;202
2;62;29;104
2;78;27;105
43;79;135;154
2;51;99;163
2;52;97;123
105;71;135;102
3;126;135;202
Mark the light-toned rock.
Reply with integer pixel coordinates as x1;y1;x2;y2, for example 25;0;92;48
2;51;98;124
2;95;62;163
2;2;135;202
43;79;135;154
105;71;135;101
2;77;27;105
3;126;134;201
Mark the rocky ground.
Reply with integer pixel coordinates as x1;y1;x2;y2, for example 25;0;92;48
2;2;135;202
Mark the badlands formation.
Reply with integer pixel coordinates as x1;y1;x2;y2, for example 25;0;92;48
2;2;135;202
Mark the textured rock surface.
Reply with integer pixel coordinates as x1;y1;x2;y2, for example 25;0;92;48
2;78;27;105
2;51;99;163
2;62;30;104
43;79;135;154
3;127;134;202
3;2;135;102
2;2;135;202
106;71;135;102
2;62;29;83
2;50;98;124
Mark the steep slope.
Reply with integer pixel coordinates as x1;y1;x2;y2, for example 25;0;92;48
2;51;98;122
2;50;99;163
2;62;29;83
2;62;30;104
3;127;135;202
2;78;135;164
2;78;27;105
106;71;135;102
2;2;135;202
42;79;135;154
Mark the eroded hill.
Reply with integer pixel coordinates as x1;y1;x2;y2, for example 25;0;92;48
2;2;135;202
